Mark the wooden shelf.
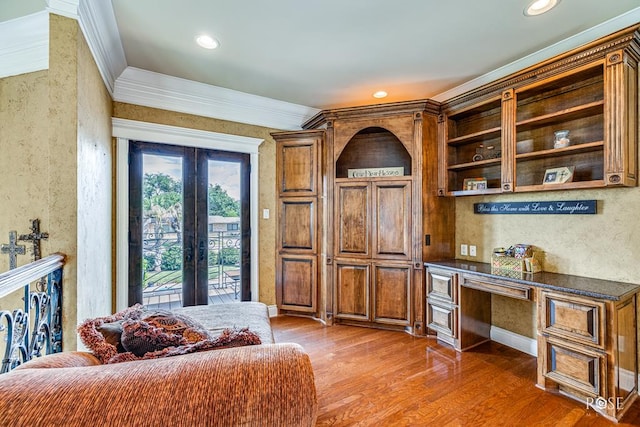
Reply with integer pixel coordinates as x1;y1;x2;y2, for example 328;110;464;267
515;101;604;131
447;127;501;146
515;180;606;192
448;158;501;171
515;141;604;162
449;188;503;197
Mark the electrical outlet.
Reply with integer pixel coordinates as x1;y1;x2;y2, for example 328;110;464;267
460;244;468;256
470;245;477;257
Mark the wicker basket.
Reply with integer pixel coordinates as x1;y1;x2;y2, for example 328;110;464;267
491;254;541;274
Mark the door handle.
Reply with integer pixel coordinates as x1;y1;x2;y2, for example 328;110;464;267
199;240;206;262
185;245;193;262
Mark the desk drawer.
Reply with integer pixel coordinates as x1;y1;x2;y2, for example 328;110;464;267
542;336;605;398
427;298;457;338
540;291;604;349
461;273;532;300
426;268;458;304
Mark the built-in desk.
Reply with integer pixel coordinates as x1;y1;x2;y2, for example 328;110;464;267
424;260;640;422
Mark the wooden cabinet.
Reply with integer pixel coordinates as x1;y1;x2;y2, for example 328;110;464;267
426;267;494;351
438;25;639;196
426;267;458;345
274;130;324;315
330;120;416;329
275;102;455;331
537;290;638;422
295;100;455;333
334;180;412;326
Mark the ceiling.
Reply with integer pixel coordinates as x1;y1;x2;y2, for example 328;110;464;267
2;0;640;111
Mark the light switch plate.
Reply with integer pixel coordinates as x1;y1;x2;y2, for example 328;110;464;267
262;209;270;219
461;244;468;256
470;245;477;256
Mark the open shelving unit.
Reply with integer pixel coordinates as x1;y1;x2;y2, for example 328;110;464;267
437;25;639;196
441;96;503;196
513;63;605;191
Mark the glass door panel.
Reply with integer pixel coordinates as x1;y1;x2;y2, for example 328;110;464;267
206;160;242;304
141;154;184;310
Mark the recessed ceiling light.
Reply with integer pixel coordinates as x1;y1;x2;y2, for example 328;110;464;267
524;0;559;16
196;34;220;49
373;91;388;99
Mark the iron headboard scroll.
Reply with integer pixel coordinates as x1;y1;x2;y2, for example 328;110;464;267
0;253;65;373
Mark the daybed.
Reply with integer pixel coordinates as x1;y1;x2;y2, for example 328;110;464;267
0;302;318;426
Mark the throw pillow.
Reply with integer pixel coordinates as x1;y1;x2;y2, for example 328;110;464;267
77;304;146;363
119;310;210;357
96;321;125;352
108;327;262;364
79;305;259;364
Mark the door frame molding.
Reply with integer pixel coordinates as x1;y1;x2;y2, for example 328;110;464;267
113;118;263;310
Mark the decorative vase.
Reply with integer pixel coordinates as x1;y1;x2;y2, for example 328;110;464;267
553;130;570;149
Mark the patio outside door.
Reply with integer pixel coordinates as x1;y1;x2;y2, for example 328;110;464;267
128;141;250;308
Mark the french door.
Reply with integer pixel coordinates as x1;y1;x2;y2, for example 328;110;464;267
128;141;250;307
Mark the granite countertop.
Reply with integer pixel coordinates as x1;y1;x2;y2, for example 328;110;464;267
424;259;640;301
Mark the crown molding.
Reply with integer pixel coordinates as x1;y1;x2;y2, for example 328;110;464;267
113;67;320;131
0;11;49;79
77;0;126;96
433;6;640;102
46;0;79;19
112;118;264;154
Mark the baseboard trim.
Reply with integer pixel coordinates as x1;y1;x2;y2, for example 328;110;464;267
267;305;278;318
490;326;537;357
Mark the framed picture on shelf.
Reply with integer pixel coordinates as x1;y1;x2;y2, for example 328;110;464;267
543;166;575;184
463;177;487;191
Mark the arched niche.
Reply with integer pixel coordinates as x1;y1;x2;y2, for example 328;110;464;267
335;127;412;178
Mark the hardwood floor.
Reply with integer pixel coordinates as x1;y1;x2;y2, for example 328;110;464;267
271;315;640;426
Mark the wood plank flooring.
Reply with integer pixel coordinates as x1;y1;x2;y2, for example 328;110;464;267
271;315;640;426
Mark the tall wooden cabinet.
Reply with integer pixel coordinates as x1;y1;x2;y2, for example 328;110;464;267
274;101;455;333
274;130;324;316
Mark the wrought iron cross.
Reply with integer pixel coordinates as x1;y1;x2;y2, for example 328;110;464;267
19;219;49;261
1;231;26;270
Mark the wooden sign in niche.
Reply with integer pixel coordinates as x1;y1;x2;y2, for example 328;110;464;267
347;167;403;178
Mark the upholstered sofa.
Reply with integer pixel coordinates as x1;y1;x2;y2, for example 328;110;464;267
0;302;318;426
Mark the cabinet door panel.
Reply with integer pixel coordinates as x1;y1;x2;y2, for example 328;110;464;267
336;183;370;257
373;181;411;259
279;198;316;252
278;140;318;196
373;263;410;325
335;261;370;320
277;255;316;312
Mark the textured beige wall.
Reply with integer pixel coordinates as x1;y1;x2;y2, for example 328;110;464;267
455;185;640;338
112;103;278;305
48;14;80;350
76;16;113;324
0;71;51;311
0;15;113;351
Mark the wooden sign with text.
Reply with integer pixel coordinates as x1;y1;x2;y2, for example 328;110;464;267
474;200;597;215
